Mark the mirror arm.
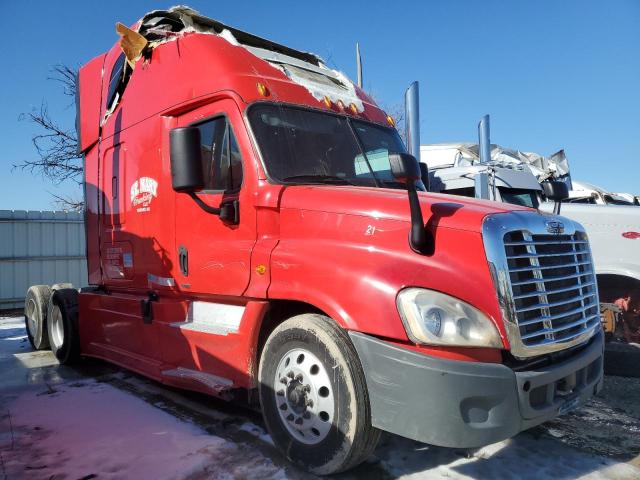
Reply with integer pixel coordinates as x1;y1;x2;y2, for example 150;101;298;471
188;192;221;215
407;181;429;253
188;192;239;224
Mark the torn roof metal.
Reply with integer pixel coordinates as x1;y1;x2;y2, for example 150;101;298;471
421;142;571;181
136;6;363;109
137;6;323;66
104;5;370;124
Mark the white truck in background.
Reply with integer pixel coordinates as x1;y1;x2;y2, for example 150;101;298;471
567;180;640;206
419;117;640;342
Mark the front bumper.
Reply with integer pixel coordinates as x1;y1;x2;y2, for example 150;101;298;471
349;330;604;448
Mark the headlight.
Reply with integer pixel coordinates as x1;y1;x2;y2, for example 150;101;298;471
397;288;503;348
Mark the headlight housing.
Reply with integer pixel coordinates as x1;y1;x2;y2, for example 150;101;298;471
397;288;503;348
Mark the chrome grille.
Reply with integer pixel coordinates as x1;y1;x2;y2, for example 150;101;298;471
503;231;600;349
483;211;600;358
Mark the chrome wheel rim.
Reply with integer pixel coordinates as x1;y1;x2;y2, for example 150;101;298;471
50;307;64;351
273;348;335;445
26;298;38;338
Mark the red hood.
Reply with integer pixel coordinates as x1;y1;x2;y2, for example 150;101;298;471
279;185;529;232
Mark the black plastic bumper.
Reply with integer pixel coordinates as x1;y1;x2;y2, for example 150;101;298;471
349;330;604;448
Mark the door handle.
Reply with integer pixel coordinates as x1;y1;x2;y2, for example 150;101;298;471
178;245;189;276
140;291;158;324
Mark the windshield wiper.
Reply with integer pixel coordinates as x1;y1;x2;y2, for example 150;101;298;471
281;174;356;185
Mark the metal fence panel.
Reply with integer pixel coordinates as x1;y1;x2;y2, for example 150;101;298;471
0;210;87;310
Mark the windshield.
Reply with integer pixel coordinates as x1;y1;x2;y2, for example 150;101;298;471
498;187;540;209
248;103;407;188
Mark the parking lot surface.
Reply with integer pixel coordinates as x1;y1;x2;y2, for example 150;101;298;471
1;314;639;479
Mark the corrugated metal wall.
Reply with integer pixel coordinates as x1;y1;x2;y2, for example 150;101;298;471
0;210;87;310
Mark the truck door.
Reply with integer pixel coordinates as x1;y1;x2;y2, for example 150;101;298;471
173;100;256;297
97;131;163;371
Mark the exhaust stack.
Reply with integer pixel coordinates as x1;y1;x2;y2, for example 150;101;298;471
356;43;363;88
478;114;491;164
404;81;420;161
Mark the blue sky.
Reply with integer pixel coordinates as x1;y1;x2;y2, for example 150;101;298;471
1;0;638;210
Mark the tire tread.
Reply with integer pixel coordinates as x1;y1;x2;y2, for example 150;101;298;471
259;313;379;474
24;285;52;350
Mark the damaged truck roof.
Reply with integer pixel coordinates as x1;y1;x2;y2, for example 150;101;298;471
95;5;370;126
137;6;323;66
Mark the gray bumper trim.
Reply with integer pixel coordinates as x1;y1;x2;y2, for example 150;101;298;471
349;330;604;448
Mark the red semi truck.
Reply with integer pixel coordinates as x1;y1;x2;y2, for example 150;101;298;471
24;7;604;475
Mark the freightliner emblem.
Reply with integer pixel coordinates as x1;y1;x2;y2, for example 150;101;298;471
546;220;565;235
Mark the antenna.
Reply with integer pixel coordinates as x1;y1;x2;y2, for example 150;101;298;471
356;43;363;88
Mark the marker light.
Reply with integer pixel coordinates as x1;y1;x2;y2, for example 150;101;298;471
256;82;269;97
336;100;345;111
349;103;359;114
386;115;396;127
323;96;332;108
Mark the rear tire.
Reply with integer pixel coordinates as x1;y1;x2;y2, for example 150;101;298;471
258;314;380;475
24;285;52;350
47;288;81;365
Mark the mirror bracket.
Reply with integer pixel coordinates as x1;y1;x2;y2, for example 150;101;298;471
220;200;240;224
188;193;239;224
188;192;220;215
389;152;430;253
542;181;569;216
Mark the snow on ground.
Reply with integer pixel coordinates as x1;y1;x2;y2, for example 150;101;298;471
2;382;287;479
0;316;287;479
1;314;639;479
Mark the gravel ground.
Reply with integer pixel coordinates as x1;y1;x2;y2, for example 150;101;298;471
534;375;640;465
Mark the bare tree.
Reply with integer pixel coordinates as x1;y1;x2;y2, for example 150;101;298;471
15;64;84;210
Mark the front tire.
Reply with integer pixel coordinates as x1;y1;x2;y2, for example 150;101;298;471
24;285;52;350
258;314;379;475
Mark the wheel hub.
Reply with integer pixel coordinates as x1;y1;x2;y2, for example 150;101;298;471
274;348;335;445
50;307;64;351
287;382;307;413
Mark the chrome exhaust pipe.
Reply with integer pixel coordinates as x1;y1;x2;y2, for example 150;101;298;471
478;114;491;164
404;81;420;161
356;43;363;88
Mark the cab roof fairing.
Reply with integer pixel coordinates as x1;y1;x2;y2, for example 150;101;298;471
116;5;370;115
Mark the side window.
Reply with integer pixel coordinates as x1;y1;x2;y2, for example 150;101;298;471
196;117;243;192
105;54;132;115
